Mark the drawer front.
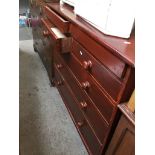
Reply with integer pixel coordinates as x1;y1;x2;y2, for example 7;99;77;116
37;19;55;79
62;52;121;101
54;65;82;122
54;66;101;155
70;25;126;79
43;5;70;33
55;53;111;144
41;17;72;54
72;39;123;101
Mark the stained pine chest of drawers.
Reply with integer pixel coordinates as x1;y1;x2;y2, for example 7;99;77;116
31;1;135;155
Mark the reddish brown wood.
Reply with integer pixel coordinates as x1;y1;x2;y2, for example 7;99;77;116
43;5;70;33
62;52;123;101
118;103;135;126
55;53;111;142
71;39;124;101
71;39;125;79
54;65;102;155
54;52;115;124
41;17;72;54
31;1;135;155
47;2;135;67
70;28;127;79
106;104;135;155
41;18;60;40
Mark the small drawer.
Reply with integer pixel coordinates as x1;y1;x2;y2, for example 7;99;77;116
41;18;72;53
43;5;70;33
70;25;127;79
54;66;101;155
62;51;122;101
55;53;111;144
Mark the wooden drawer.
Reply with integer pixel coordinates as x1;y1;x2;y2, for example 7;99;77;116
54;65;82;123
70;25;127;79
55;53;111;144
71;39;123;101
62;51;122;101
40;17;72;54
43;5;70;33
55;53;114;124
54;66;101;155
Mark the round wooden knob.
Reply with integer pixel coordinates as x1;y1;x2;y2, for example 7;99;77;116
77;121;84;127
57;80;63;86
80;102;87;110
43;30;49;36
83;60;92;70
57;64;63;69
81;81;90;90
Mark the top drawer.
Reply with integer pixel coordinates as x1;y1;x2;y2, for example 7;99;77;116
70;25;127;79
43;5;70;33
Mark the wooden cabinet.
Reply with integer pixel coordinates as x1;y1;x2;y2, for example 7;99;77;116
30;0;54;83
30;1;135;155
106;104;135;155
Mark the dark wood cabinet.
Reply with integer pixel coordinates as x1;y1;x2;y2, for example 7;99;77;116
30;0;54;83
30;1;135;155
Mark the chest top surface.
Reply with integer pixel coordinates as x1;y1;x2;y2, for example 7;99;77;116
47;2;135;67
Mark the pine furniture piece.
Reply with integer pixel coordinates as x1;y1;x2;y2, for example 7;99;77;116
30;1;135;154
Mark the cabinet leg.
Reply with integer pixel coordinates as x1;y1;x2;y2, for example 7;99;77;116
33;44;38;52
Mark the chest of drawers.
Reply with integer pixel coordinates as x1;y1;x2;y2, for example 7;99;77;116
30;1;135;154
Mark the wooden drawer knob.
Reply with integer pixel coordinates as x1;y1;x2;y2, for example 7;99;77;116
43;30;49;37
77;121;84;127
80;102;87;110
57;80;63;86
83;60;92;70
56;64;63;69
81;81;90;90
